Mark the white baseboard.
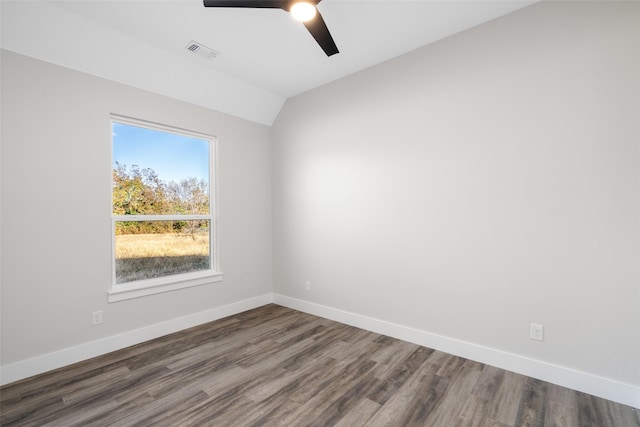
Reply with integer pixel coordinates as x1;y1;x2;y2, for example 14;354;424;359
0;293;274;386
3;293;638;409
273;294;640;409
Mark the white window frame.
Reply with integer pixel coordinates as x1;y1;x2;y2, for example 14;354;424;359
108;115;222;302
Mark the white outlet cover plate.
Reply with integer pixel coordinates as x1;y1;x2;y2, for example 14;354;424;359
530;323;544;341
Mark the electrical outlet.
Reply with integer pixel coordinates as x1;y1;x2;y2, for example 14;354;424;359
305;280;311;291
530;323;544;341
92;310;103;326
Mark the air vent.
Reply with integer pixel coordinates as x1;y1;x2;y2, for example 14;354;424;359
184;41;219;60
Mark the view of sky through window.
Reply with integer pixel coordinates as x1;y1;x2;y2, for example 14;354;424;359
112;122;209;184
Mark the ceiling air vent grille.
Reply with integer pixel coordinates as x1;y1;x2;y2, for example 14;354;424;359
184;41;219;60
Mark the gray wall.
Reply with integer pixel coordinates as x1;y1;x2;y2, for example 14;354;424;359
2;0;638;394
1;50;272;364
272;1;640;386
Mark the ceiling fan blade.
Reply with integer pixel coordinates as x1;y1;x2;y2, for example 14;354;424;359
303;10;339;57
203;0;287;9
203;0;338;57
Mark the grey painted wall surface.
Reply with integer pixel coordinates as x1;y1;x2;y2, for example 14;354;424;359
272;1;640;386
2;0;638;392
1;50;273;364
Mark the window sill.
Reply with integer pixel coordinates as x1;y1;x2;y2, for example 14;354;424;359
108;271;223;302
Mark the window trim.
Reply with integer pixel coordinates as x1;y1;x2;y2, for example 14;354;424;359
109;114;222;302
107;271;223;302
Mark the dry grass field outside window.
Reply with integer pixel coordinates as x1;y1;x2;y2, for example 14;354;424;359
115;231;209;283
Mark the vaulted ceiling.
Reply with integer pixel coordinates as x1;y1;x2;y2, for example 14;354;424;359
1;0;536;125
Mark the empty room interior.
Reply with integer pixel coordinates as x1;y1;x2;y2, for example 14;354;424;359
1;0;639;425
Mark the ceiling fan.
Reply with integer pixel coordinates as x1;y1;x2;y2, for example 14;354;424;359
202;1;339;57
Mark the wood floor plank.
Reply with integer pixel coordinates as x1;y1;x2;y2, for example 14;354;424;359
77;392;156;427
365;359;445;426
279;357;379;425
367;346;434;405
108;389;210;427
423;359;484;427
472;365;505;401
2;304;638;427
225;357;349;426
434;352;467;379
545;400;580;427
485;369;527;426
294;342;394;423
2;365;170;426
514;377;548;427
333;398;381;427
544;383;579;427
370;339;421;380
60;366;132;404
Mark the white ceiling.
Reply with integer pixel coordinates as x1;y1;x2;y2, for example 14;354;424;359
1;0;536;125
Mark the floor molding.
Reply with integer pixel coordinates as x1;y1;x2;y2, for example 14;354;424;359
0;293;274;386
273;294;640;409
3;292;638;409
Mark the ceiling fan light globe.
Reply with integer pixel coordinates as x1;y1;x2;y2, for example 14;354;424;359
290;2;317;22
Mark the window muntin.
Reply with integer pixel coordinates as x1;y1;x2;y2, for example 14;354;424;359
110;115;219;297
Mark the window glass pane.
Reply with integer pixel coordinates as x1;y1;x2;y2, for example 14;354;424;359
115;220;210;284
112;122;210;215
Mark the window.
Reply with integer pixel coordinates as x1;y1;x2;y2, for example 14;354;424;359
109;115;221;302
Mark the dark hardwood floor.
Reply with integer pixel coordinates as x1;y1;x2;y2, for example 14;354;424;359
1;304;638;426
